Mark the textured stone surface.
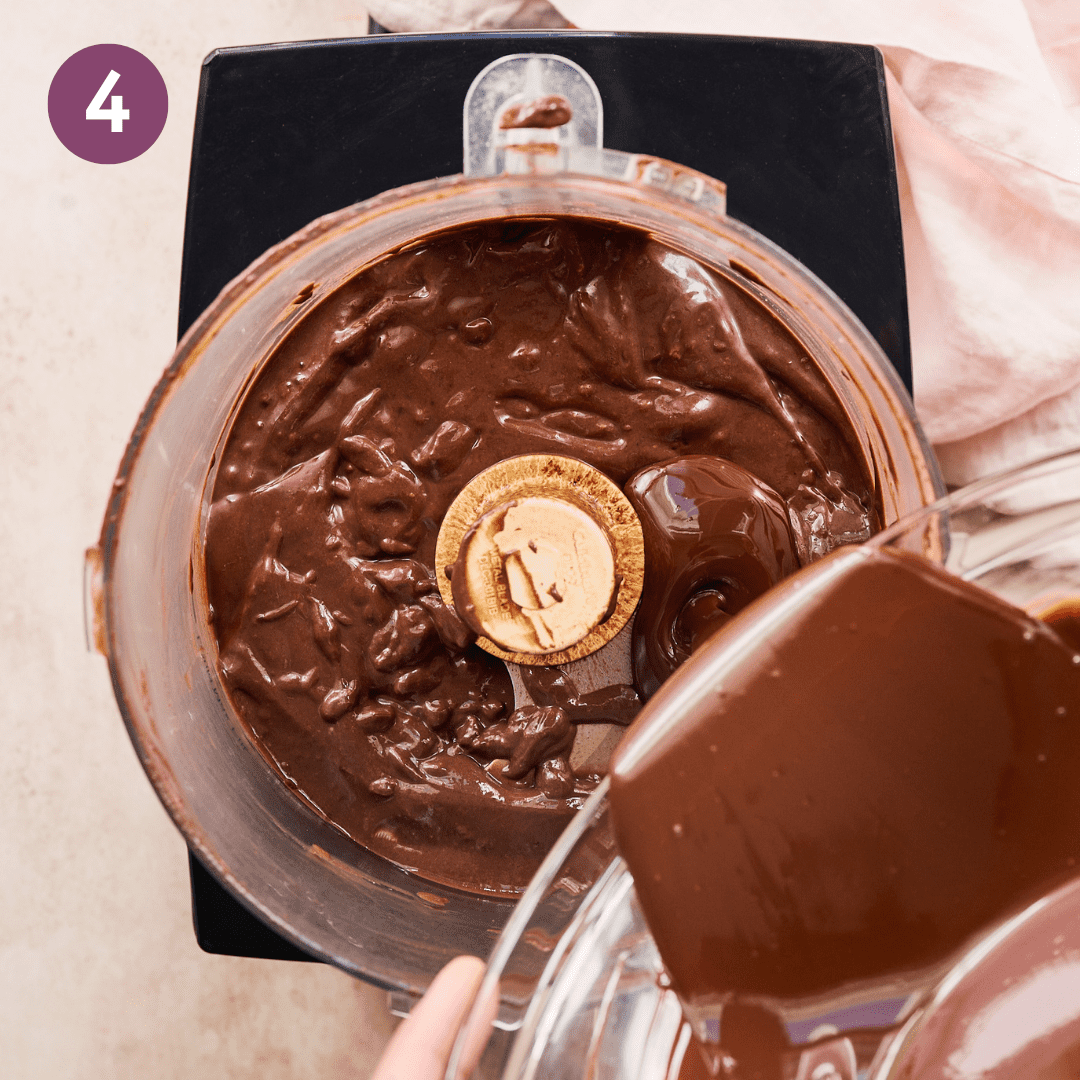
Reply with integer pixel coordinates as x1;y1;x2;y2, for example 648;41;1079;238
1;3;398;1076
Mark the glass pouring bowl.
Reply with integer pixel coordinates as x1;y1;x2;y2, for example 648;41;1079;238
870;877;1080;1080
450;448;1080;1079
87;163;942;997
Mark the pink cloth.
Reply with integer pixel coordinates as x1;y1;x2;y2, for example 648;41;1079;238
366;0;570;30
367;0;1080;485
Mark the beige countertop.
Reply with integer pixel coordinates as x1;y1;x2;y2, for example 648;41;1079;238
2;3;399;1076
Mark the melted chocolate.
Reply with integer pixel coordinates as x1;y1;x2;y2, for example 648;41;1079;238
893;882;1080;1080
625;456;801;698
521;665;641;724
673;1013;787;1080
500;94;572;129
1042;599;1080;653
204;217;874;894
610;547;1080;1026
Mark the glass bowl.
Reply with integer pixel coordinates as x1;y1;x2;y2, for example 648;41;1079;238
450;448;1080;1079
870;875;1080;1080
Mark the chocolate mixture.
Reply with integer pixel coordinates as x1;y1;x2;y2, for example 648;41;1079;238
609;546;1080;1065
626;457;802;698
891;876;1080;1080
203;217;875;894
500;94;572;129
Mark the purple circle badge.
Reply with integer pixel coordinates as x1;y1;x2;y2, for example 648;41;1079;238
49;45;168;164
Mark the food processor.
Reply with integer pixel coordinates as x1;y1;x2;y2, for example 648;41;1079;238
449;448;1080;1080
85;33;943;1000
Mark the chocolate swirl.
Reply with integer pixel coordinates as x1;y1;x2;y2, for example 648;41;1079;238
625;456;801;698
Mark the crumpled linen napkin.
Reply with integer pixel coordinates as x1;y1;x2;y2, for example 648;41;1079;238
366;0;570;30
367;0;1080;486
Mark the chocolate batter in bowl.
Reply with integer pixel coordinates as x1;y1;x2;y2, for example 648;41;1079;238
88;53;942;993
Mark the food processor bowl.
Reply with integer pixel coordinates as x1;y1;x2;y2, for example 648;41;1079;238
449;448;1080;1079
86;52;943;996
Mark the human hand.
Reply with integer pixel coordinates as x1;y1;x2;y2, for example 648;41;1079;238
371;955;493;1080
